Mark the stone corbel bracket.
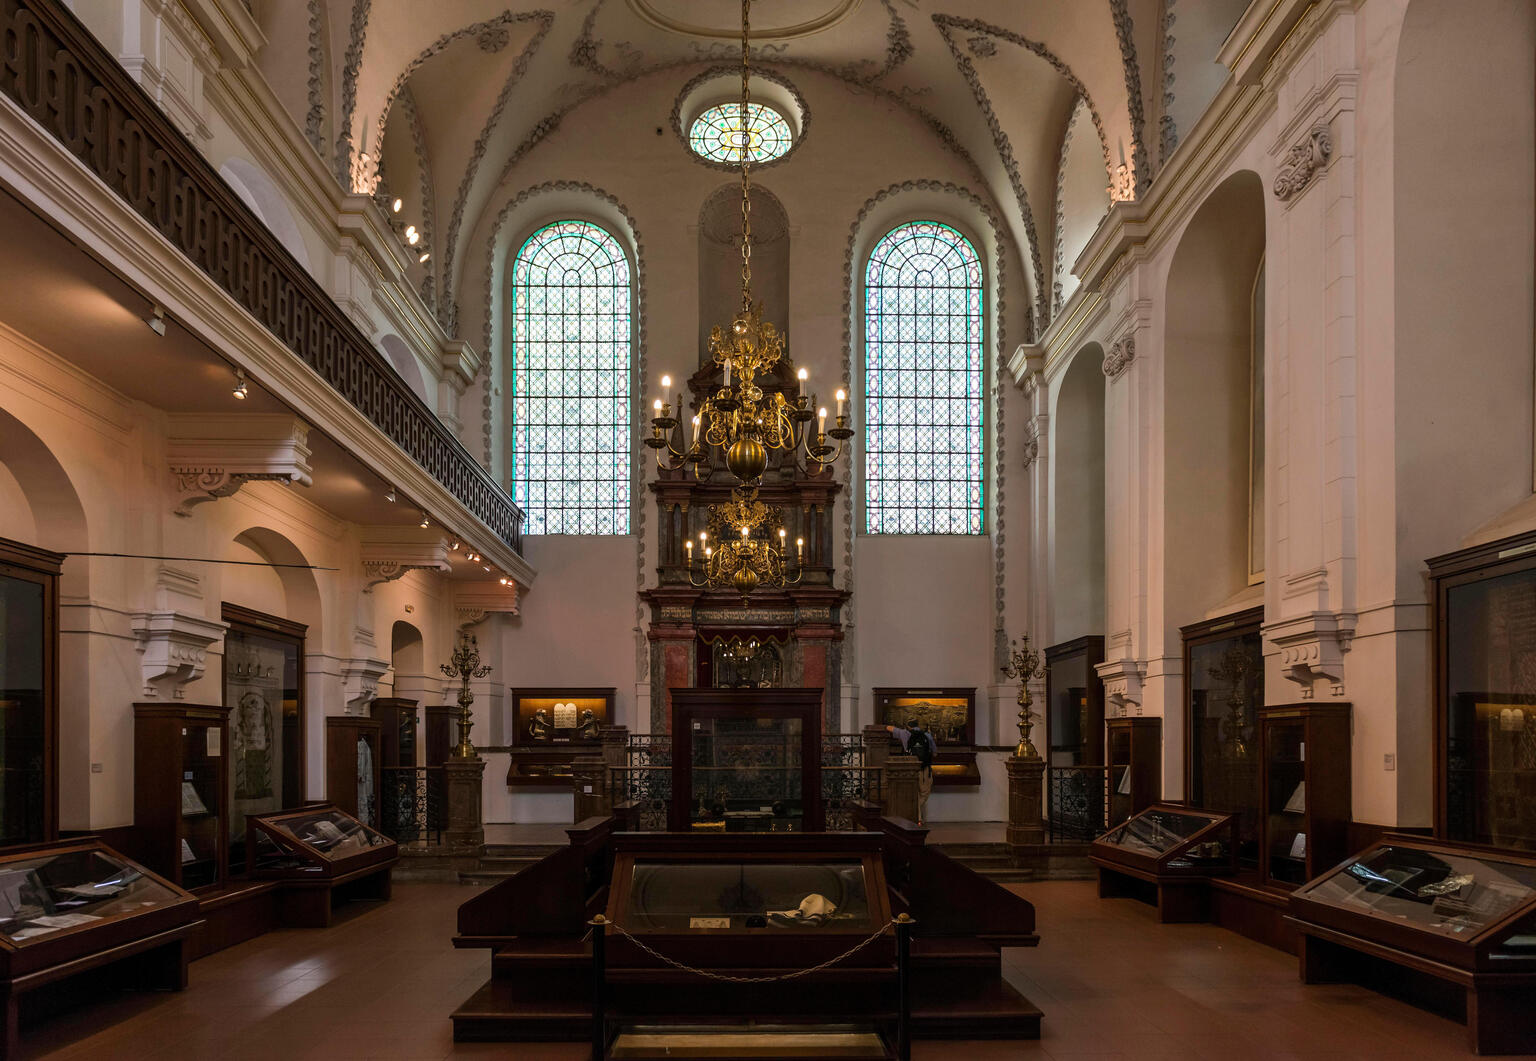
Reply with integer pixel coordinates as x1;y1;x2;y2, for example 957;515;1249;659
360;531;453;591
1095;650;1145;715
167;413;312;517
1273;122;1333;201
131;609;228;698
1265;611;1356;699
1101;334;1136;379
343;655;390;713
1022;433;1041;469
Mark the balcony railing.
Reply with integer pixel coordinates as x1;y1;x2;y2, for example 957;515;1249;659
0;0;523;552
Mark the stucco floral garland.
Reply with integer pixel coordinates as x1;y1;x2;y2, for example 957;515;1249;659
1159;0;1179;165
1108;0;1152;195
399;87;438;313
839;179;1011;678
304;0;325;157
332;0;371;187
1052;96;1085;314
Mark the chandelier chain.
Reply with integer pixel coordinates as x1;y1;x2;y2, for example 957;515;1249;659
739;0;752;312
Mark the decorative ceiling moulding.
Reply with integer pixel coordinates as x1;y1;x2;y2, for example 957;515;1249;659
670;66;811;173
332;0;371;187
1273;122;1333;202
839;178;1010;657
1159;0;1179;165
1101;334;1135;378
434;10;556;335
1107;0;1152;197
1052;95;1086;315
304;0;325;157
625;0;862;40
166;414;314;516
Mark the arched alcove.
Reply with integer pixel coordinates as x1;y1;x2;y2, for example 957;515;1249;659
1052;343;1106;641
230;527;323;633
698;183;789;359
1163;170;1265;623
0;407;89;554
378;334;431;405
219;158;314;274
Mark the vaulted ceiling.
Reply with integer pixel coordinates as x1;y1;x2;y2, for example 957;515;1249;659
253;0;1250;339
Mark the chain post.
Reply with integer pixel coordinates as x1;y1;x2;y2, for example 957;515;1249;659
589;914;608;1060
895;912;914;1061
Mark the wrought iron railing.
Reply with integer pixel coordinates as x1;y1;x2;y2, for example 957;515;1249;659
1047;765;1111;842
820;734;865;768
824;765;882;831
611;766;671;831
625;734;671;768
380;766;446;844
0;0;524;552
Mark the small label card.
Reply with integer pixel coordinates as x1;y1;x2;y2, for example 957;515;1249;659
689;917;731;929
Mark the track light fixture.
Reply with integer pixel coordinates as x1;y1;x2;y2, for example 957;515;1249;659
418;251;431;264
419;512;430;528
385;486;397;503
232;368;249;400
450;539;461;551
391;198;402;213
146;305;166;336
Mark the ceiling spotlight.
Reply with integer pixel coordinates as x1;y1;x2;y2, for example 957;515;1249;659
405;226;419;245
391;198;402;213
498;576;510;586
146;305;166;336
482;563;492;572
450;540;461;551
418;251;431;264
385;486;397;503
419;512;430;528
232;368;249;400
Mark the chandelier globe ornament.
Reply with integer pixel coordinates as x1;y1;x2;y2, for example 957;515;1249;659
644;0;853;485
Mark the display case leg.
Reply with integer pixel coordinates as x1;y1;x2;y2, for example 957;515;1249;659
589;914;608;1061
895;913;914;1061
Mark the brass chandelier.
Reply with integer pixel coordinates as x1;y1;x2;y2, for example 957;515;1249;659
644;0;853;489
685;491;804;598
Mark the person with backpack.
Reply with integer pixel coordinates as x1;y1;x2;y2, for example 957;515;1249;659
886;720;935;825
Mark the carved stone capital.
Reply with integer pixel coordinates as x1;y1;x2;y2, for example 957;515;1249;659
131;609;228;698
1102;335;1136;378
1274;122;1333;201
167;414;312;517
1264;611;1356;699
1022;434;1040;469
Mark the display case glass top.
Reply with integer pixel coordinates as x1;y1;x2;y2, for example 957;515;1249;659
0;841;192;950
1093;804;1236;876
624;858;873;932
247;805;396;877
1296;840;1536;947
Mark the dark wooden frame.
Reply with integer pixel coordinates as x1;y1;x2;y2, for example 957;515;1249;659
1259;703;1352;889
244;803;396;926
668;689;824;832
1091;803;1237;922
0;838;200;1058
873;686;980;786
221;603;308;808
0;539;63;846
1426;528;1536;845
246;803;398;879
132;702;231;891
324;716;382;826
1180;606;1266;805
1288;834;1536;1054
1106;717;1161;824
370;697;418;770
507;688;615;787
1044;636;1106;766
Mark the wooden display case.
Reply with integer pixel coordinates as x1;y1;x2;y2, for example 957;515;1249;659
1091;804;1237;922
133;702;229;891
1044;637;1105;767
0;838;200;1058
506;688;613;786
246;804;397;927
1182;608;1265;869
424;704;457;767
370;697;418;769
1106;717;1161;826
1289;836;1536;1054
0;538;62;849
325;716;382;828
1260;703;1351;889
873;687;979;785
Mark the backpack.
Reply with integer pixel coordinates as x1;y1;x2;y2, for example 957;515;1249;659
907;728;935;767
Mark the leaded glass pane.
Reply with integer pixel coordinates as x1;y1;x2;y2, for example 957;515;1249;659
511;220;632;535
688;102;794;164
863;221;984;535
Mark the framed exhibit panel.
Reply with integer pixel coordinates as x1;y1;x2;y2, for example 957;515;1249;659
1428;531;1536;854
1044;637;1105;768
1289;836;1536;1054
0;839;199;1057
669;689;823;832
1182;607;1265;870
873;687;979;785
507;688;613;785
1259;703;1351;888
1091;804;1235;922
0;539;62;848
133;702;230;891
325;717;382;828
1105;717;1160;826
222;605;306;875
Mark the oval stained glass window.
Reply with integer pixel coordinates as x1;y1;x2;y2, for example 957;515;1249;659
688;102;794;164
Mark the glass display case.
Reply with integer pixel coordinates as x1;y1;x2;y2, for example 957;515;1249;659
325;716;382;828
1182;608;1265;869
1289;837;1536;1055
507;687;613;785
1106;717;1160;826
246;804;397;880
1260;703;1351;888
1044;637;1105;768
1428;531;1536;853
1091;804;1235;923
133;702;229;891
874;687;979;785
0;539;61;848
623;859;875;932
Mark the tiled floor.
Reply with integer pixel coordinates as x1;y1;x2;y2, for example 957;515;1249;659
20;880;1487;1060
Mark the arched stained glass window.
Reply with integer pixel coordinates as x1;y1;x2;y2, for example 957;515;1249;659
689;102;793;164
863;221;984;535
511;220;632;535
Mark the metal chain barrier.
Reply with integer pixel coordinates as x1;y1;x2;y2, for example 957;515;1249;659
592;918;897;984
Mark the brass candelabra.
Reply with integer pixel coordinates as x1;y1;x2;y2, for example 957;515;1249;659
440;632;493;760
1001;633;1045;760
